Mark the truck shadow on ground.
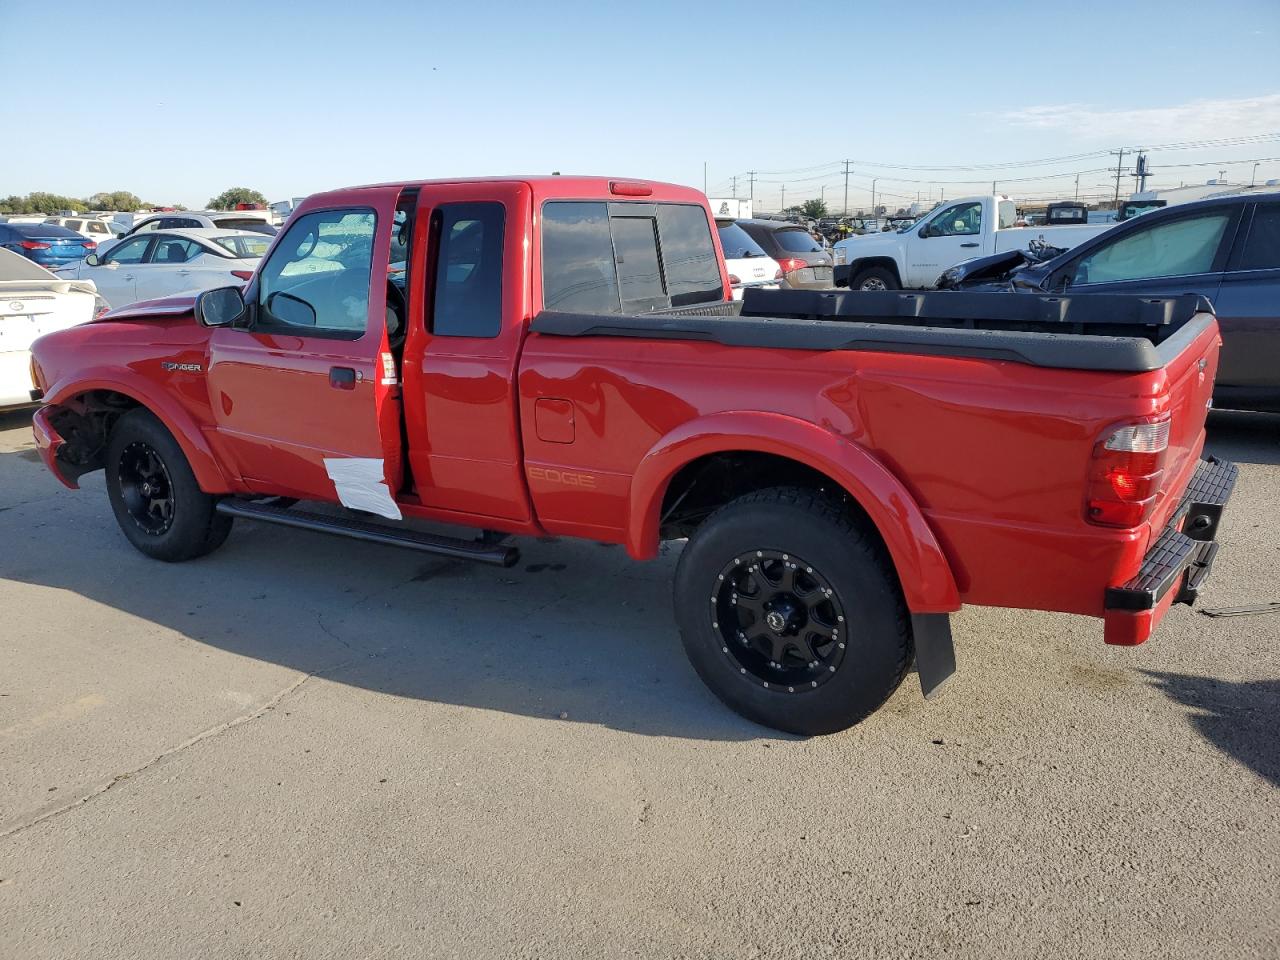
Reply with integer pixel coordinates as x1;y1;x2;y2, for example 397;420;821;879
0;446;785;742
1205;409;1280;466
1141;671;1280;787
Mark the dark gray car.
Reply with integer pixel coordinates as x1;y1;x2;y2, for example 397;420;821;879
940;192;1280;414
739;219;834;290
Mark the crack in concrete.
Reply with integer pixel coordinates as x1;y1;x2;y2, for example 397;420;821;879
0;668;322;842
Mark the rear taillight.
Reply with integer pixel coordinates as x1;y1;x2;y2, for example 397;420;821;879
19;241;51;250
1085;415;1171;528
82;240;97;249
777;257;806;274
230;269;254;281
728;273;741;286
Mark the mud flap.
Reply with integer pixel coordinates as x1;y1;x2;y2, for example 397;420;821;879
911;613;956;699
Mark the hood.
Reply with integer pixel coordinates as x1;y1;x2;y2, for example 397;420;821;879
96;293;198;323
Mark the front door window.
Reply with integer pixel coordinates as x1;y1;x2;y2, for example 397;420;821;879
1072;213;1230;285
256;208;377;337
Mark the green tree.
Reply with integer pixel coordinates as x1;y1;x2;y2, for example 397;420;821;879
801;198;829;219
207;187;268;209
86;191;144;212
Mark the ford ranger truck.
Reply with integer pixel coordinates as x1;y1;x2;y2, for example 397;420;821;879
26;176;1237;736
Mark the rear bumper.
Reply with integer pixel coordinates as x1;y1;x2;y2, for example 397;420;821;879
1103;456;1238;645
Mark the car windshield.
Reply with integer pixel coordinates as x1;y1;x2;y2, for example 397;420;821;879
717;222;768;259
212;235;271;258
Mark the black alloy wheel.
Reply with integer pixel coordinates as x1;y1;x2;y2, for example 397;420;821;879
117;440;176;535
712;549;847;694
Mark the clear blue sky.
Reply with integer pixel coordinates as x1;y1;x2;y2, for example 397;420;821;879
2;0;1278;210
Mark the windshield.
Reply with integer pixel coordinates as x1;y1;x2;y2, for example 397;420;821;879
773;228;823;254
717;221;768;259
212;235;271;258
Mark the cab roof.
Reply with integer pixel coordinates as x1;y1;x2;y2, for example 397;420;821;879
305;176;708;206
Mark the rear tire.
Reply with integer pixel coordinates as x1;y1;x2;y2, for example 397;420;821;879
674;486;911;735
106;409;232;562
850;265;900;291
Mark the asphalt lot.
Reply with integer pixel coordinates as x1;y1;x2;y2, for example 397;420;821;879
0;407;1276;959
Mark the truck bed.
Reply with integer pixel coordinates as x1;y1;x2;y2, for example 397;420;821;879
530;290;1217;373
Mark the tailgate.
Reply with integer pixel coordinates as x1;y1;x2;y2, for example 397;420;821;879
1149;313;1221;533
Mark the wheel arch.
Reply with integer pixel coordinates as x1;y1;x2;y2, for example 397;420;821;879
627;411;960;614
44;372;231;493
847;256;902;286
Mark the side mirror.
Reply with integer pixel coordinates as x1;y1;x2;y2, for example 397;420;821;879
196;286;247;328
265;291;316;327
114;232;124;238
84;253;100;266
918;225;933;238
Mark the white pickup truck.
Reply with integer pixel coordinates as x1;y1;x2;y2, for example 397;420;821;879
832;195;1108;290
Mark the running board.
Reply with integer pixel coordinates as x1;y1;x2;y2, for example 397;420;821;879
215;498;520;567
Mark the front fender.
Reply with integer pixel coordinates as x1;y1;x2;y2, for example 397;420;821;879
627;411;960;614
45;369;231;493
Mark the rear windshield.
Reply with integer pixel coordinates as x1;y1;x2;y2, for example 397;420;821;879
215;217;275;234
542;201;723;314
772;227;824;254
212;235;272;258
9;222;85;239
716;222;768;260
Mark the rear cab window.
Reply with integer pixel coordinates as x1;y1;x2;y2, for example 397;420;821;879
542;201;723;314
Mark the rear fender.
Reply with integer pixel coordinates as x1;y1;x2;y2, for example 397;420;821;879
627;411;960;614
44;370;231;493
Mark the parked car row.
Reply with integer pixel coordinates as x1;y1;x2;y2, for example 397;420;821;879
54;228;270;308
715;218;835;297
936;192;1280;414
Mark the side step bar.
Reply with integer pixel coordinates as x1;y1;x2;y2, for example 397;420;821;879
215;498;520;567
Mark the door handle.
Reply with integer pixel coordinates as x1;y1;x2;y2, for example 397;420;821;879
123;274;135;281
177;269;191;275
329;366;357;390
960;242;979;248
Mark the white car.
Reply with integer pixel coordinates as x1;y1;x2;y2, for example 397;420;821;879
42;216;120;245
831;194;1109;290
715;219;782;300
97;210;276;255
0;249;100;409
54;228;270;308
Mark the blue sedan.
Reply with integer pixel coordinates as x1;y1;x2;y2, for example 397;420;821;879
0;221;98;269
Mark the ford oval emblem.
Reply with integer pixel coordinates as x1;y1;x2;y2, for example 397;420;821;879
9;301;24;312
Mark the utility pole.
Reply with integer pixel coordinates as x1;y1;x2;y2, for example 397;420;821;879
871;178;878;217
1133;152;1150;193
1253;162;1260;186
1110;148;1127;206
842;160;852;217
747;171;757;202
992;180;997;195
780;184;786;212
1074;173;1080;201
731;175;737;198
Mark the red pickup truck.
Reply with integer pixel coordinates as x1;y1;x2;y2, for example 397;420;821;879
27;176;1237;735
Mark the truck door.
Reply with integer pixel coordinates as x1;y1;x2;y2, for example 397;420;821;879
206;194;405;518
906;200;985;287
399;181;533;522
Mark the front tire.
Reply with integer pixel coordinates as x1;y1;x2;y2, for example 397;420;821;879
674;487;911;735
106;409;232;562
850;265;900;291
